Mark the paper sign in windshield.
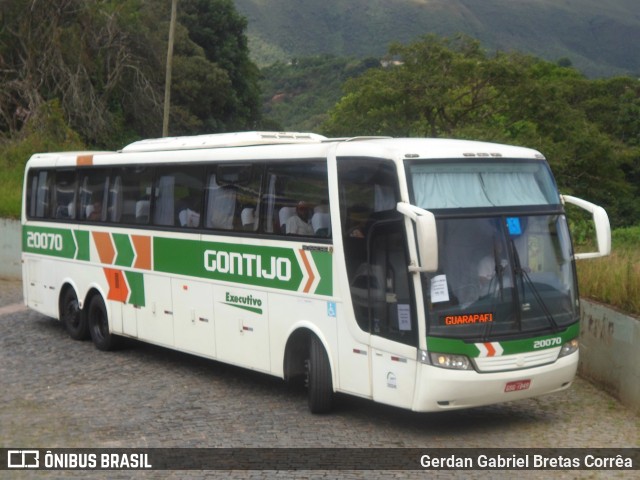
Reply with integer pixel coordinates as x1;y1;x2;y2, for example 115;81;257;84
397;304;411;331
430;274;450;303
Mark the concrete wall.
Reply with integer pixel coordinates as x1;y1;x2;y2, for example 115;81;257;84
2;218;639;412
0;218;21;280
579;300;640;414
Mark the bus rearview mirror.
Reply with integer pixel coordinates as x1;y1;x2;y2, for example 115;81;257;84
561;194;611;259
415;212;438;272
396;202;438;273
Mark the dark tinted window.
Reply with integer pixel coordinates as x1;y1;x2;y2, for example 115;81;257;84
52;170;77;220
262;161;330;238
78;169;108;222
204;164;262;232
153;165;205;228
108;166;154;225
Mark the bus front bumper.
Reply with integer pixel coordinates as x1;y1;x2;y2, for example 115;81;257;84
411;351;578;412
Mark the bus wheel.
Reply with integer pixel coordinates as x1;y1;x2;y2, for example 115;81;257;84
307;336;334;414
87;295;119;351
61;288;89;340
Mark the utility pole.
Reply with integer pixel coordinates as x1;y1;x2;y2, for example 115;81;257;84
162;0;178;137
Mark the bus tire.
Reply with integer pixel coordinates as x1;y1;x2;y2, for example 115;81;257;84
307;336;334;414
60;287;89;340
87;295;119;351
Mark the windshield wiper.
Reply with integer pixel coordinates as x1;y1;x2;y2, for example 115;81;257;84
509;238;559;332
493;240;505;302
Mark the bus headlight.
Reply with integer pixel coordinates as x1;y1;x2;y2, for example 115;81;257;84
420;350;472;370
558;338;579;357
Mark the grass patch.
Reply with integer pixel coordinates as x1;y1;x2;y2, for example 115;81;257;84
576;226;640;317
0;100;85;218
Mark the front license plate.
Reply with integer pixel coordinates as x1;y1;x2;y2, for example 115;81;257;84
504;379;531;393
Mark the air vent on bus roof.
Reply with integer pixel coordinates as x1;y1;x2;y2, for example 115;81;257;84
121;131;328;153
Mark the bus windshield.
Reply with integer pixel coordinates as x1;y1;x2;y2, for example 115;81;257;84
409;160;560;208
408;160;578;340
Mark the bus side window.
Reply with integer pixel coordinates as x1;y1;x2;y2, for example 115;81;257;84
262;161;329;238
175;166;205;228
205;164;261;232
112;167;153;225
53;170;77;220
27;170;52;219
152;166;205;228
153;175;175;226
205;175;237;230
338;158;403;334
368;226;417;345
78;169;108;222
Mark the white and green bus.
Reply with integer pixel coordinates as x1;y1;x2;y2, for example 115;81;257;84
22;131;610;413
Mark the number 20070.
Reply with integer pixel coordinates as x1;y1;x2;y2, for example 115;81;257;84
26;231;63;251
533;337;562;349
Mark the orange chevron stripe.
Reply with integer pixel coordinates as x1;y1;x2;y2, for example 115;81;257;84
103;268;129;303
92;232;115;264
299;249;316;293
131;235;151;270
485;342;496;357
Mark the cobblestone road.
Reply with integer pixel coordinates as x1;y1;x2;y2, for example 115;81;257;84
1;279;638;479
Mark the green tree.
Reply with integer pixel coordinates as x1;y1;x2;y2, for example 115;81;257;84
322;35;640;227
178;0;261;132
0;0;261;145
0;0;163;146
260;55;379;131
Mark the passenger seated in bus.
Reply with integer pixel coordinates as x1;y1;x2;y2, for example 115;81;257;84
285;201;314;236
177;193;201;228
86;201;103;221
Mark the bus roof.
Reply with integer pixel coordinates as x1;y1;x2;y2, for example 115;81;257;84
121;131;328;152
25;133;546;168
332;137;546;161
121;132;545;161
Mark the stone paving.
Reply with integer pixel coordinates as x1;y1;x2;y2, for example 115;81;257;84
0;279;638;479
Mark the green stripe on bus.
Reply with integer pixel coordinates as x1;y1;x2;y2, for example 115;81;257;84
24;225;333;296
113;233;135;267
311;250;332;296
153;238;308;293
426;323;580;357
73;230;90;261
23;226;76;259
125;271;145;307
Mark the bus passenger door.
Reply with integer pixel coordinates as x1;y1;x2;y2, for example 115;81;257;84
366;224;418;409
214;286;270;373
172;279;216;357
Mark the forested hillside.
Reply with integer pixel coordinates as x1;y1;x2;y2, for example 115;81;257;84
0;0;262;217
235;0;640;77
0;0;260;148
1;0;638;232
340;37;639;228
260;56;379;132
